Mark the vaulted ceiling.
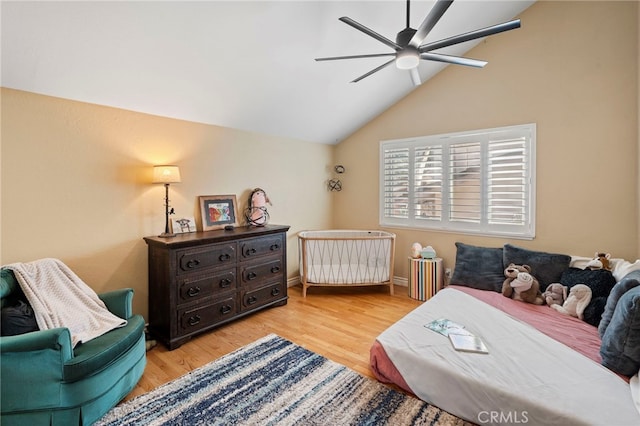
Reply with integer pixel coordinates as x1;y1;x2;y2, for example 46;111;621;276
1;1;535;144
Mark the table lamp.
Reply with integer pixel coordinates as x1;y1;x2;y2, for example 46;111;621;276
153;165;181;237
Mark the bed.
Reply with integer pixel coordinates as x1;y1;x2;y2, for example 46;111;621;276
370;243;640;425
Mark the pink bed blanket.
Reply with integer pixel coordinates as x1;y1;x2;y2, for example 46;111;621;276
370;284;627;395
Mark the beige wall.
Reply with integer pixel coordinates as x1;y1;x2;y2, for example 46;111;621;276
1;89;334;316
334;1;640;279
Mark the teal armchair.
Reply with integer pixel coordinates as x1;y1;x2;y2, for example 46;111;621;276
0;269;146;426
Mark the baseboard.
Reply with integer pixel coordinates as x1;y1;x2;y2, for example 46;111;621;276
394;276;408;287
287;277;300;287
288;276;407;288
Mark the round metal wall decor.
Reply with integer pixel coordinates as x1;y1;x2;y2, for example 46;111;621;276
328;179;342;191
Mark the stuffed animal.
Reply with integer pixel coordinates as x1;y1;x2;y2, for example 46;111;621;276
410;243;423;259
542;283;567;307
551;284;592;320
502;263;544;305
244;188;271;226
586;252;612;271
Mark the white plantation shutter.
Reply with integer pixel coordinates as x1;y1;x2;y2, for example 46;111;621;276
449;142;481;223
414;145;443;221
487;136;529;226
382;147;409;219
380;124;535;239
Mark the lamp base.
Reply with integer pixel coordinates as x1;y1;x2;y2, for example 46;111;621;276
158;232;176;238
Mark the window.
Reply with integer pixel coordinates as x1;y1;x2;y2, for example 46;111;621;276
380;123;536;239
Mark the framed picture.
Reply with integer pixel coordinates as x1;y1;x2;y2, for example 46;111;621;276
199;195;239;231
171;216;196;234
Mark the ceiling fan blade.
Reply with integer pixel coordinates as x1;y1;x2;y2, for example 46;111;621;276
315;53;395;62
410;67;421;86
421;52;487;68
419;19;521;52
409;0;453;48
351;59;395;83
339;17;400;51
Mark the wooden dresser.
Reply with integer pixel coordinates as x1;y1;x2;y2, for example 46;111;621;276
143;224;290;349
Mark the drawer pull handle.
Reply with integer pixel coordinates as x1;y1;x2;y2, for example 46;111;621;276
271;288;280;296
186;259;201;269
220;305;232;315
270;266;280;274
219;253;232;262
270;244;280;251
247;272;257;280
246;248;257;256
247;296;258;305
187;286;201;297
188;315;201;326
220;278;232;288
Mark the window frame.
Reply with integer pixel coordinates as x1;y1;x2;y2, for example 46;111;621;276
379;123;536;239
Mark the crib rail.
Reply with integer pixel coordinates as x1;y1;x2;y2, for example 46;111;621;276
298;230;395;297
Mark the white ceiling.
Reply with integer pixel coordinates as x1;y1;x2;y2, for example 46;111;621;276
1;1;535;145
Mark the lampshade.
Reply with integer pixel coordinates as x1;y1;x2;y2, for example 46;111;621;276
153;165;181;184
395;49;420;70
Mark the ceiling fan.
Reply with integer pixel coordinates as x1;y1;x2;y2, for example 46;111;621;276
315;0;521;86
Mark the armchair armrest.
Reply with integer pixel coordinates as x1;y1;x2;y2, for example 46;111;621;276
0;327;73;358
1;328;75;411
99;288;134;319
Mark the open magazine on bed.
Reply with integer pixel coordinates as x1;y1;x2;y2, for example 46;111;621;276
424;318;488;353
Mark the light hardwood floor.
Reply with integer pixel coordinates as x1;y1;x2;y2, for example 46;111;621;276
125;284;422;401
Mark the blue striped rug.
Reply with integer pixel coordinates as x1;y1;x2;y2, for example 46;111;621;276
97;334;470;425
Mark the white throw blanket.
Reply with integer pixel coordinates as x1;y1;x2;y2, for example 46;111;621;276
5;258;126;347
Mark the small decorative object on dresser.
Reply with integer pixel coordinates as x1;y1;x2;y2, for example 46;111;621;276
171;216;196;234
144;224;290;349
244;188;271;227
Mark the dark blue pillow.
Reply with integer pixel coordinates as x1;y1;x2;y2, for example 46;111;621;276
599;270;640;337
451;242;504;292
600;286;640;377
582;297;607;327
503;244;571;291
1;300;38;336
560;268;617;299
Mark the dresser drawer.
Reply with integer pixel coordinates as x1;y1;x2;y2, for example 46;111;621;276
240;259;282;285
178;296;237;334
241;282;285;312
176;243;236;274
177;270;237;304
240;234;284;261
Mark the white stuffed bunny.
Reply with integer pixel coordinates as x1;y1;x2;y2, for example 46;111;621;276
551;284;592;320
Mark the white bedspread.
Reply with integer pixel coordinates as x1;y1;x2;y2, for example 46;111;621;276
377;287;640;425
6;258;126;347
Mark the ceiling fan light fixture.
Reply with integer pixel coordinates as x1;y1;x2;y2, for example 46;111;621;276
316;0;522;84
396;48;420;70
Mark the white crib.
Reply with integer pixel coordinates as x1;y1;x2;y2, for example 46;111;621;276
297;230;396;297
